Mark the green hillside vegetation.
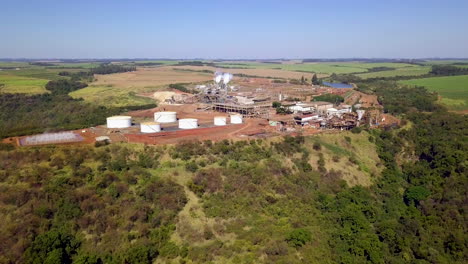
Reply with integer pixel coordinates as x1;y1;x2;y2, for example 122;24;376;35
0;107;466;263
400;75;468;110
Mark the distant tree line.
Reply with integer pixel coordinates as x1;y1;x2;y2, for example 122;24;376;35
29;62;57;66
45;80;88;95
429;65;468;76
89;64;136;75
176;61;215;67
312;93;344;104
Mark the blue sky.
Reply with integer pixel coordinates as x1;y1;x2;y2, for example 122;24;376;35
1;0;467;59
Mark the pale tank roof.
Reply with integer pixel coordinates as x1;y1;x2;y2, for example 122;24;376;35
107;115;132;119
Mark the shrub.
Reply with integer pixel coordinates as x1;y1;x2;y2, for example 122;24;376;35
332;155;341;162
185;161;199;172
313;142;322;151
351;127;362;134
286;229;312;248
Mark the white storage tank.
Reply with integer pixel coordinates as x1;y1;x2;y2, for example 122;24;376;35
140;122;161;133
214;116;227;126
154;111;177;123
230;114;243;124
107;116;132;128
179;118;198;129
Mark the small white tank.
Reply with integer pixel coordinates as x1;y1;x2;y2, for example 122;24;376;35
230;114;243;124
154;111;177;123
178;118;198;129
214;116;227;126
140;122;161;133
107;116;132;128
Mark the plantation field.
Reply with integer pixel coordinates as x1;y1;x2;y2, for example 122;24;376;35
171;65;328;79
0;68;79;81
70;67;213;107
215;61;418;75
70;86;156;107
356;66;431;79
400;75;468;110
0;74;49;94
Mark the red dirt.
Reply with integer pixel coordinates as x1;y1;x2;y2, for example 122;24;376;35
125;119;268;144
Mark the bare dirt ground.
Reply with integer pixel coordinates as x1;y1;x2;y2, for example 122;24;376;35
345;90;381;108
125;119;269;145
92;67;213;89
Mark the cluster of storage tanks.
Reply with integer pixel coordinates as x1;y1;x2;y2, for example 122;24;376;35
106;112;243;133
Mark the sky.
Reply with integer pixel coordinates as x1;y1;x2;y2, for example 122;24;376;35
1;0;468;59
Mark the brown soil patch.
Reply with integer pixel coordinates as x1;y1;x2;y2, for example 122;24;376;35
93;67;213;88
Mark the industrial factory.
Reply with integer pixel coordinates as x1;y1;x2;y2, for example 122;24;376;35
9;70;396;146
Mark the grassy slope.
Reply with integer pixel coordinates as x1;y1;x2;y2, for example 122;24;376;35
70;85;157;107
307;131;382;186
400;75;468;110
161;132;381;263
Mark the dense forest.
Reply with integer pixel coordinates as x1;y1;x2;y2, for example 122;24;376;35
0;79;466;263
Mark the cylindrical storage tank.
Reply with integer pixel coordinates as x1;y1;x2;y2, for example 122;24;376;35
214;116;227;126
179;118;198;129
140;122;161;133
154;111;177;123
107;116;132;128
230;114;243;124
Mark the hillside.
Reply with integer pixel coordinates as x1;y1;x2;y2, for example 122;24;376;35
1;112;466;263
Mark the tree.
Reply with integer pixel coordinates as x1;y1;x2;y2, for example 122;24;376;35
23;229;80;264
272;101;282;108
301;76;305;85
312;74;319;85
286;228;312;248
404;186;430;205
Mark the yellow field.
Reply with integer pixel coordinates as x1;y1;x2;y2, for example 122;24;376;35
70;67;213;107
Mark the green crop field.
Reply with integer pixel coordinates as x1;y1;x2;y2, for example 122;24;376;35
400;75;468;110
356;66;431;79
0;74;49;94
214;61;419;75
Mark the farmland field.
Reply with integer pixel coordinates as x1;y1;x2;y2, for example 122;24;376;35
70;67;213;107
171;65;328;79
0;74;49;94
356;65;431;79
215;61;419;75
400;75;468;110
